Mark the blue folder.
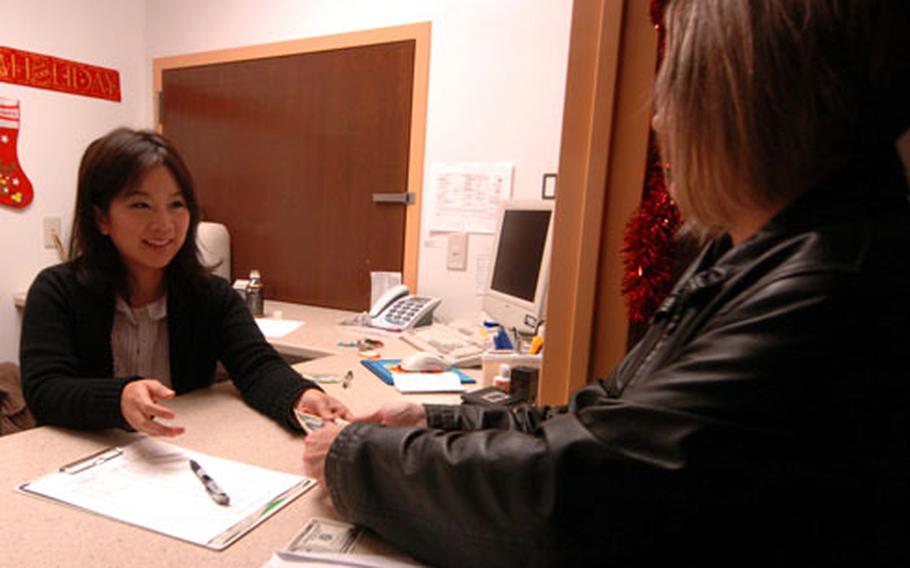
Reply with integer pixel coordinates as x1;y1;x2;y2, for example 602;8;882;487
360;359;476;385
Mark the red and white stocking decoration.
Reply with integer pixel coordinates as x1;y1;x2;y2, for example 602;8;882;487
0;98;34;209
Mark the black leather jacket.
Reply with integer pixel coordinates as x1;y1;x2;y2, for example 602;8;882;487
325;150;910;567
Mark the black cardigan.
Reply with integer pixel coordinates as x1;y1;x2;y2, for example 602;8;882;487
20;263;315;431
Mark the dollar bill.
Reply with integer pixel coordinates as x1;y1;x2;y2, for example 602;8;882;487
288;517;361;553
294;409;326;433
294;409;350;434
300;372;342;384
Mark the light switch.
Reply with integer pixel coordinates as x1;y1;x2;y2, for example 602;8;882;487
43;217;61;249
446;232;468;271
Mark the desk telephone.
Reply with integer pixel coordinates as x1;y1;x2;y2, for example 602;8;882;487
370;284;441;330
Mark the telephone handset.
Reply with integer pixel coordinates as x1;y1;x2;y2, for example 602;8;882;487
370;284;441;330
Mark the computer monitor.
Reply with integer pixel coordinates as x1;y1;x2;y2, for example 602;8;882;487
483;200;554;335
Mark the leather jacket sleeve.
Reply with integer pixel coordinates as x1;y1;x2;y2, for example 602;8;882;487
327;390;711;568
325;418;564;567
422;402;554;432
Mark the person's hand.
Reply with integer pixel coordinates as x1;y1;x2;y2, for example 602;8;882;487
354;401;427;427
120;379;185;437
302;421;345;487
297;388;353;421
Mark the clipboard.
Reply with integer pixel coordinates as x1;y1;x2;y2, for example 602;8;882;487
17;438;315;550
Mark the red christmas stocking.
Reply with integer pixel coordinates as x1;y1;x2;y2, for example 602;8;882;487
0;98;34;209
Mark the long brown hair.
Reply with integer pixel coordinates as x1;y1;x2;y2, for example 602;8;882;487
654;0;910;234
70;128;208;299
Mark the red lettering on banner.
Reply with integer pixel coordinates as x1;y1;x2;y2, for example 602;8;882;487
74;66;92;91
30;57;52;87
0;46;120;102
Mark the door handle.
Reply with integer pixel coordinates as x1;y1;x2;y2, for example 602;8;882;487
372;192;415;205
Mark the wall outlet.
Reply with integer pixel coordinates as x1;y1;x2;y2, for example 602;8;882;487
43;217;61;249
446;232;468;271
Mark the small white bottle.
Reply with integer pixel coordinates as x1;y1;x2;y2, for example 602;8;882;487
492;363;511;392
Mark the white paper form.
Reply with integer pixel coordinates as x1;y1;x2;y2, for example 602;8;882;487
391;371;465;393
18;438;315;549
256;318;305;338
426;162;513;234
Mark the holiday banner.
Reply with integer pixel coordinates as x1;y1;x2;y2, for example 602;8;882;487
0;46;120;102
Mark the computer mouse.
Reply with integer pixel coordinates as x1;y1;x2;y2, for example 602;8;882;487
400;351;451;372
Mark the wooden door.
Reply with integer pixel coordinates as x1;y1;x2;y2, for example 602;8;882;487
160;40;415;311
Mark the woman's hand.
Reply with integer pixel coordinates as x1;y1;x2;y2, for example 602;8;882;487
302;421;345;487
354;402;427;427
297;388;353;421
120;379;185;437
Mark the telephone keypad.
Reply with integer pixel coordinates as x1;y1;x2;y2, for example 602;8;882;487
384;297;432;326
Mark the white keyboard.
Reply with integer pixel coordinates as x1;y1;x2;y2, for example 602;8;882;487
400;323;489;368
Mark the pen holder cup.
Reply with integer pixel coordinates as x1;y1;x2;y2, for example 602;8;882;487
481;350;542;388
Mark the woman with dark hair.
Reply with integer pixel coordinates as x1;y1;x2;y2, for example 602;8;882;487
21;128;350;436
303;1;910;566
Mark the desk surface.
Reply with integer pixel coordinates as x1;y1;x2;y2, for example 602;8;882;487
3;302;464;567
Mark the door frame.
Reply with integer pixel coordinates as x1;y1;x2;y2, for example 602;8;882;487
540;1;657;404
152;22;431;291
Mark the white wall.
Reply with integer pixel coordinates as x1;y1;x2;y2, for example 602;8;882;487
0;0;148;363
145;0;573;324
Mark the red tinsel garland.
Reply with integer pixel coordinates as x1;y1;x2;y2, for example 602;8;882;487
620;150;679;323
620;0;680;324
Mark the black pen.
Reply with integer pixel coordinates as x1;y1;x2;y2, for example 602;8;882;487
189;459;230;506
